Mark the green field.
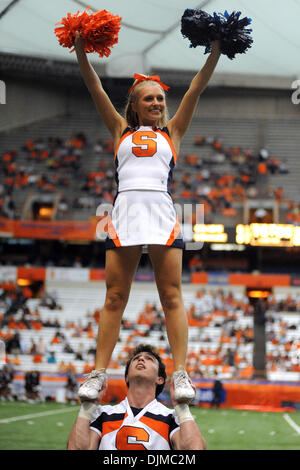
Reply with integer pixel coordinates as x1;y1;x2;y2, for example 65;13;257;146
0;401;300;450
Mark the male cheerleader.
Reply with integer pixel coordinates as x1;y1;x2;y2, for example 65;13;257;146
67;344;205;450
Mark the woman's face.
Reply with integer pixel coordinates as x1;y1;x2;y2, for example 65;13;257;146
132;83;166;126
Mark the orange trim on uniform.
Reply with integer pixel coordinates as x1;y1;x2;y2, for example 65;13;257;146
166;217;181;246
139;416;169;443
114;130;134;161
107;215;122;247
101;418;127;437
156;128;178;164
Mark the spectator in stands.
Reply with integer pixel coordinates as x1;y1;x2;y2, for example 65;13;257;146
257;161;268;181
10;354;21;366
246;185;258;199
274;187;284;201
267;157;279;174
32;352;43;364
6;332;21;355
50;331;62;344
47;351;57;364
254;208;268;223
278;159;289;174
194;136;205;146
67;344;205;450
28;338;37;355
189;254;204;272
63;342;74;354
74;31;221;404
93;139;104;154
37;337;45;355
40;290;60;310
75;343;85;361
185;154;199;167
259;148;269;161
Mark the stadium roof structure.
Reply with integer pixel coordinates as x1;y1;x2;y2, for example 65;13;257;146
1;0;300;88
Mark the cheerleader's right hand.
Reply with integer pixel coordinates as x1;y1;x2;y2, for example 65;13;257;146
74;31;85;49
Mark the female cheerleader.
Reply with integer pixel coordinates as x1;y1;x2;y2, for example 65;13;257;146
75;31;221;403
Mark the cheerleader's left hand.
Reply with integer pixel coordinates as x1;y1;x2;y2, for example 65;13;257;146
210;39;221;52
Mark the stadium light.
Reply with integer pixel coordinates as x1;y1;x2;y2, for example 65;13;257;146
193;224;228;243
236;223;300;247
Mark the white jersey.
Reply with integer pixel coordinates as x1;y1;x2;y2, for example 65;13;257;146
90;398;179;450
115;126;178;193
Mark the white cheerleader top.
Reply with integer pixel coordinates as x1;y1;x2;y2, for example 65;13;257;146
114;126;178;193
90;397;179;450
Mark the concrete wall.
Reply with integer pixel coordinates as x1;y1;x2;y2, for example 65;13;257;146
167;87;300;119
1;75;299;135
0;77;69;132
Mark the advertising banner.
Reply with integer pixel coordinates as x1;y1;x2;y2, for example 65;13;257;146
46;267;90;282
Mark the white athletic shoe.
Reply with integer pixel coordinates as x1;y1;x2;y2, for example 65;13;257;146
173;370;196;403
78;370;107;401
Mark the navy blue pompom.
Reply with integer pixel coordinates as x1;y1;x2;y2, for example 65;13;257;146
181;9;253;59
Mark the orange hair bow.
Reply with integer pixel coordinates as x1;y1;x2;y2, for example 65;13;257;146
128;73;170;94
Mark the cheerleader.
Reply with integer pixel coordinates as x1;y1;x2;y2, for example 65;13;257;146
73;30;220;403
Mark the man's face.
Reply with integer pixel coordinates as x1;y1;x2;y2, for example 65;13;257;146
126;351;162;386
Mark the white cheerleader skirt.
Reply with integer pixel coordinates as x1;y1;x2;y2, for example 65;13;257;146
105;190;184;249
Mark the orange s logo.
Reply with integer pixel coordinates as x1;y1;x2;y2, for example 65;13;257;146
132;131;157;157
116;425;150;450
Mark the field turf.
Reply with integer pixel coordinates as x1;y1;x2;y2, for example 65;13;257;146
0;401;299;450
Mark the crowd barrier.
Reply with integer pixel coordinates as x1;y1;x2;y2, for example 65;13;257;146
1;265;299;287
13;373;300;411
0;218;98;240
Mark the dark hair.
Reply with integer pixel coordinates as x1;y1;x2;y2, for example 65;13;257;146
124;344;167;398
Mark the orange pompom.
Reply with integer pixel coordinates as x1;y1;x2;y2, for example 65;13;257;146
54;7;122;58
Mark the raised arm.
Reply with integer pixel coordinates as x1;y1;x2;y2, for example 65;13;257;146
168;41;221;144
67;382;108;450
67;401;100;450
74;32;127;143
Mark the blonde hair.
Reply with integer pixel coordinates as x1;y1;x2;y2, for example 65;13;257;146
124;80;169;129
